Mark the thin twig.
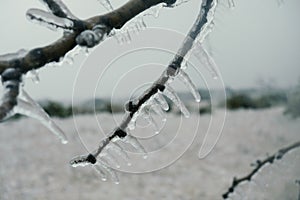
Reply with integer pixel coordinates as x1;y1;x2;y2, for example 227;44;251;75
70;0;216;167
223;141;300;199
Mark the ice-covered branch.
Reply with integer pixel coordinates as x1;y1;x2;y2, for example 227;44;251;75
222;141;300;199
70;0;218;182
0;0;178;131
0;0;170;74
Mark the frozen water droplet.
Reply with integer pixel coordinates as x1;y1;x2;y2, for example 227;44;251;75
26;8;74;32
177;69;201;102
154;92;169;111
15;89;68;144
192;42;218;79
164;85;190;118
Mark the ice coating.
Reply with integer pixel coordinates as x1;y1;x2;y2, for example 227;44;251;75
163;85;190;118
93;165;107;181
150;102;167;122
26;70;40;84
26;8;74;32
15;89;68;144
196;0;218;43
177;69;201;102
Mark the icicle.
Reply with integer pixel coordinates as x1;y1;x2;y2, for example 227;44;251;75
39;0;78;19
97;0;114;11
154;92;169;111
26;70;40;84
26;8;74;32
227;0;235;9
192;41;218;79
101;153;120;169
107;142;131;166
96;160;119;184
150;103;167;122
15;89;68;144
141;108;160;134
164;85;190;118
122;134;147;159
93;164;107;181
177;69;201;102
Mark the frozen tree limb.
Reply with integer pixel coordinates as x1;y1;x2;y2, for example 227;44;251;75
222;141;300;199
70;0;217;181
0;0;172;74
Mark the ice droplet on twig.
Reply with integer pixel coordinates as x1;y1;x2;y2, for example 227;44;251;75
177;69;201;102
192;41;218;79
15;89;68;144
26;8;74;32
164;85;190;118
154;92;169;111
97;0;114;11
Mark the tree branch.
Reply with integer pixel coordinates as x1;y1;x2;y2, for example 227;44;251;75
222;141;300;199
70;0;217;176
0;0;168;74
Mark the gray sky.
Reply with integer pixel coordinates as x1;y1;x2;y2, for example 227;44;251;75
0;0;299;101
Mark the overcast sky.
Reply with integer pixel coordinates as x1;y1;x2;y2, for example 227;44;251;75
0;0;299;101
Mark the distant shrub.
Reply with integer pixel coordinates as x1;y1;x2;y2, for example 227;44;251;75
226;94;274;110
199;105;211;115
226;94;256;110
284;83;300;118
43;101;72;118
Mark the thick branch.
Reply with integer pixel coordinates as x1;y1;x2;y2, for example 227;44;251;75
0;0;166;74
222;141;300;199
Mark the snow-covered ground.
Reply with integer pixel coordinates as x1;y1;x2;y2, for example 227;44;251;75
0;107;299;199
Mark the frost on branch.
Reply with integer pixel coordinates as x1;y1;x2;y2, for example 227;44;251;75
70;0;218;183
